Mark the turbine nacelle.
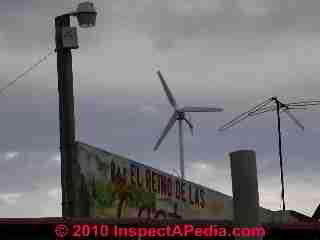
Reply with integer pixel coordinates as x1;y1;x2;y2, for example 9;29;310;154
176;110;186;119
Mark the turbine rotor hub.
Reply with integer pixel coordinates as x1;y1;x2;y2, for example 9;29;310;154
177;111;185;120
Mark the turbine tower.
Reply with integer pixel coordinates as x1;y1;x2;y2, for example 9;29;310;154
153;70;224;180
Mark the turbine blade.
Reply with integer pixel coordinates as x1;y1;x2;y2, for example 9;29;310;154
157;71;177;109
218;97;274;131
184;117;194;136
153;112;178;151
181;106;223;112
283;109;305;131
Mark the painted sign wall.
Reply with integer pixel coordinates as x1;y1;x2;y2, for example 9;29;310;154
74;142;275;221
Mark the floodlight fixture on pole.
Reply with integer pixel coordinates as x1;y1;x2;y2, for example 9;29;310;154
218;96;320;212
153;70;224;180
55;2;97;50
54;1;97;217
71;2;97;28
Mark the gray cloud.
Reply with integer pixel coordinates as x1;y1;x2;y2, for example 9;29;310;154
99;0;320;51
2;0;320;53
0;188;61;217
0;198;8;206
0;151;60;194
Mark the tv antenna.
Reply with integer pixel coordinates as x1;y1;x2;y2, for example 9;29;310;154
218;96;320;211
153;70;224;180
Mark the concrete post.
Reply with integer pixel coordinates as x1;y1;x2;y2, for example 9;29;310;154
230;150;263;240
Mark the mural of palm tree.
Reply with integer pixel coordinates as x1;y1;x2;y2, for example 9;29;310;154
111;176;134;218
111;176;160;219
95;175;166;219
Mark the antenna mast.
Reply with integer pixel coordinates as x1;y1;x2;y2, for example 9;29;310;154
219;96;320;211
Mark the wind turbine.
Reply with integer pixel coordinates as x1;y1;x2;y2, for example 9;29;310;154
153;70;224;180
218;96;320;211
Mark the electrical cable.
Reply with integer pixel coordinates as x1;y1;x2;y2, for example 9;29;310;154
0;49;55;96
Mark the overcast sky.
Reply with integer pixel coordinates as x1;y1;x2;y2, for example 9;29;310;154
1;0;320;218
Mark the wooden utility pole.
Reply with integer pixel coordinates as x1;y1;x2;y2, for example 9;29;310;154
55;14;76;217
